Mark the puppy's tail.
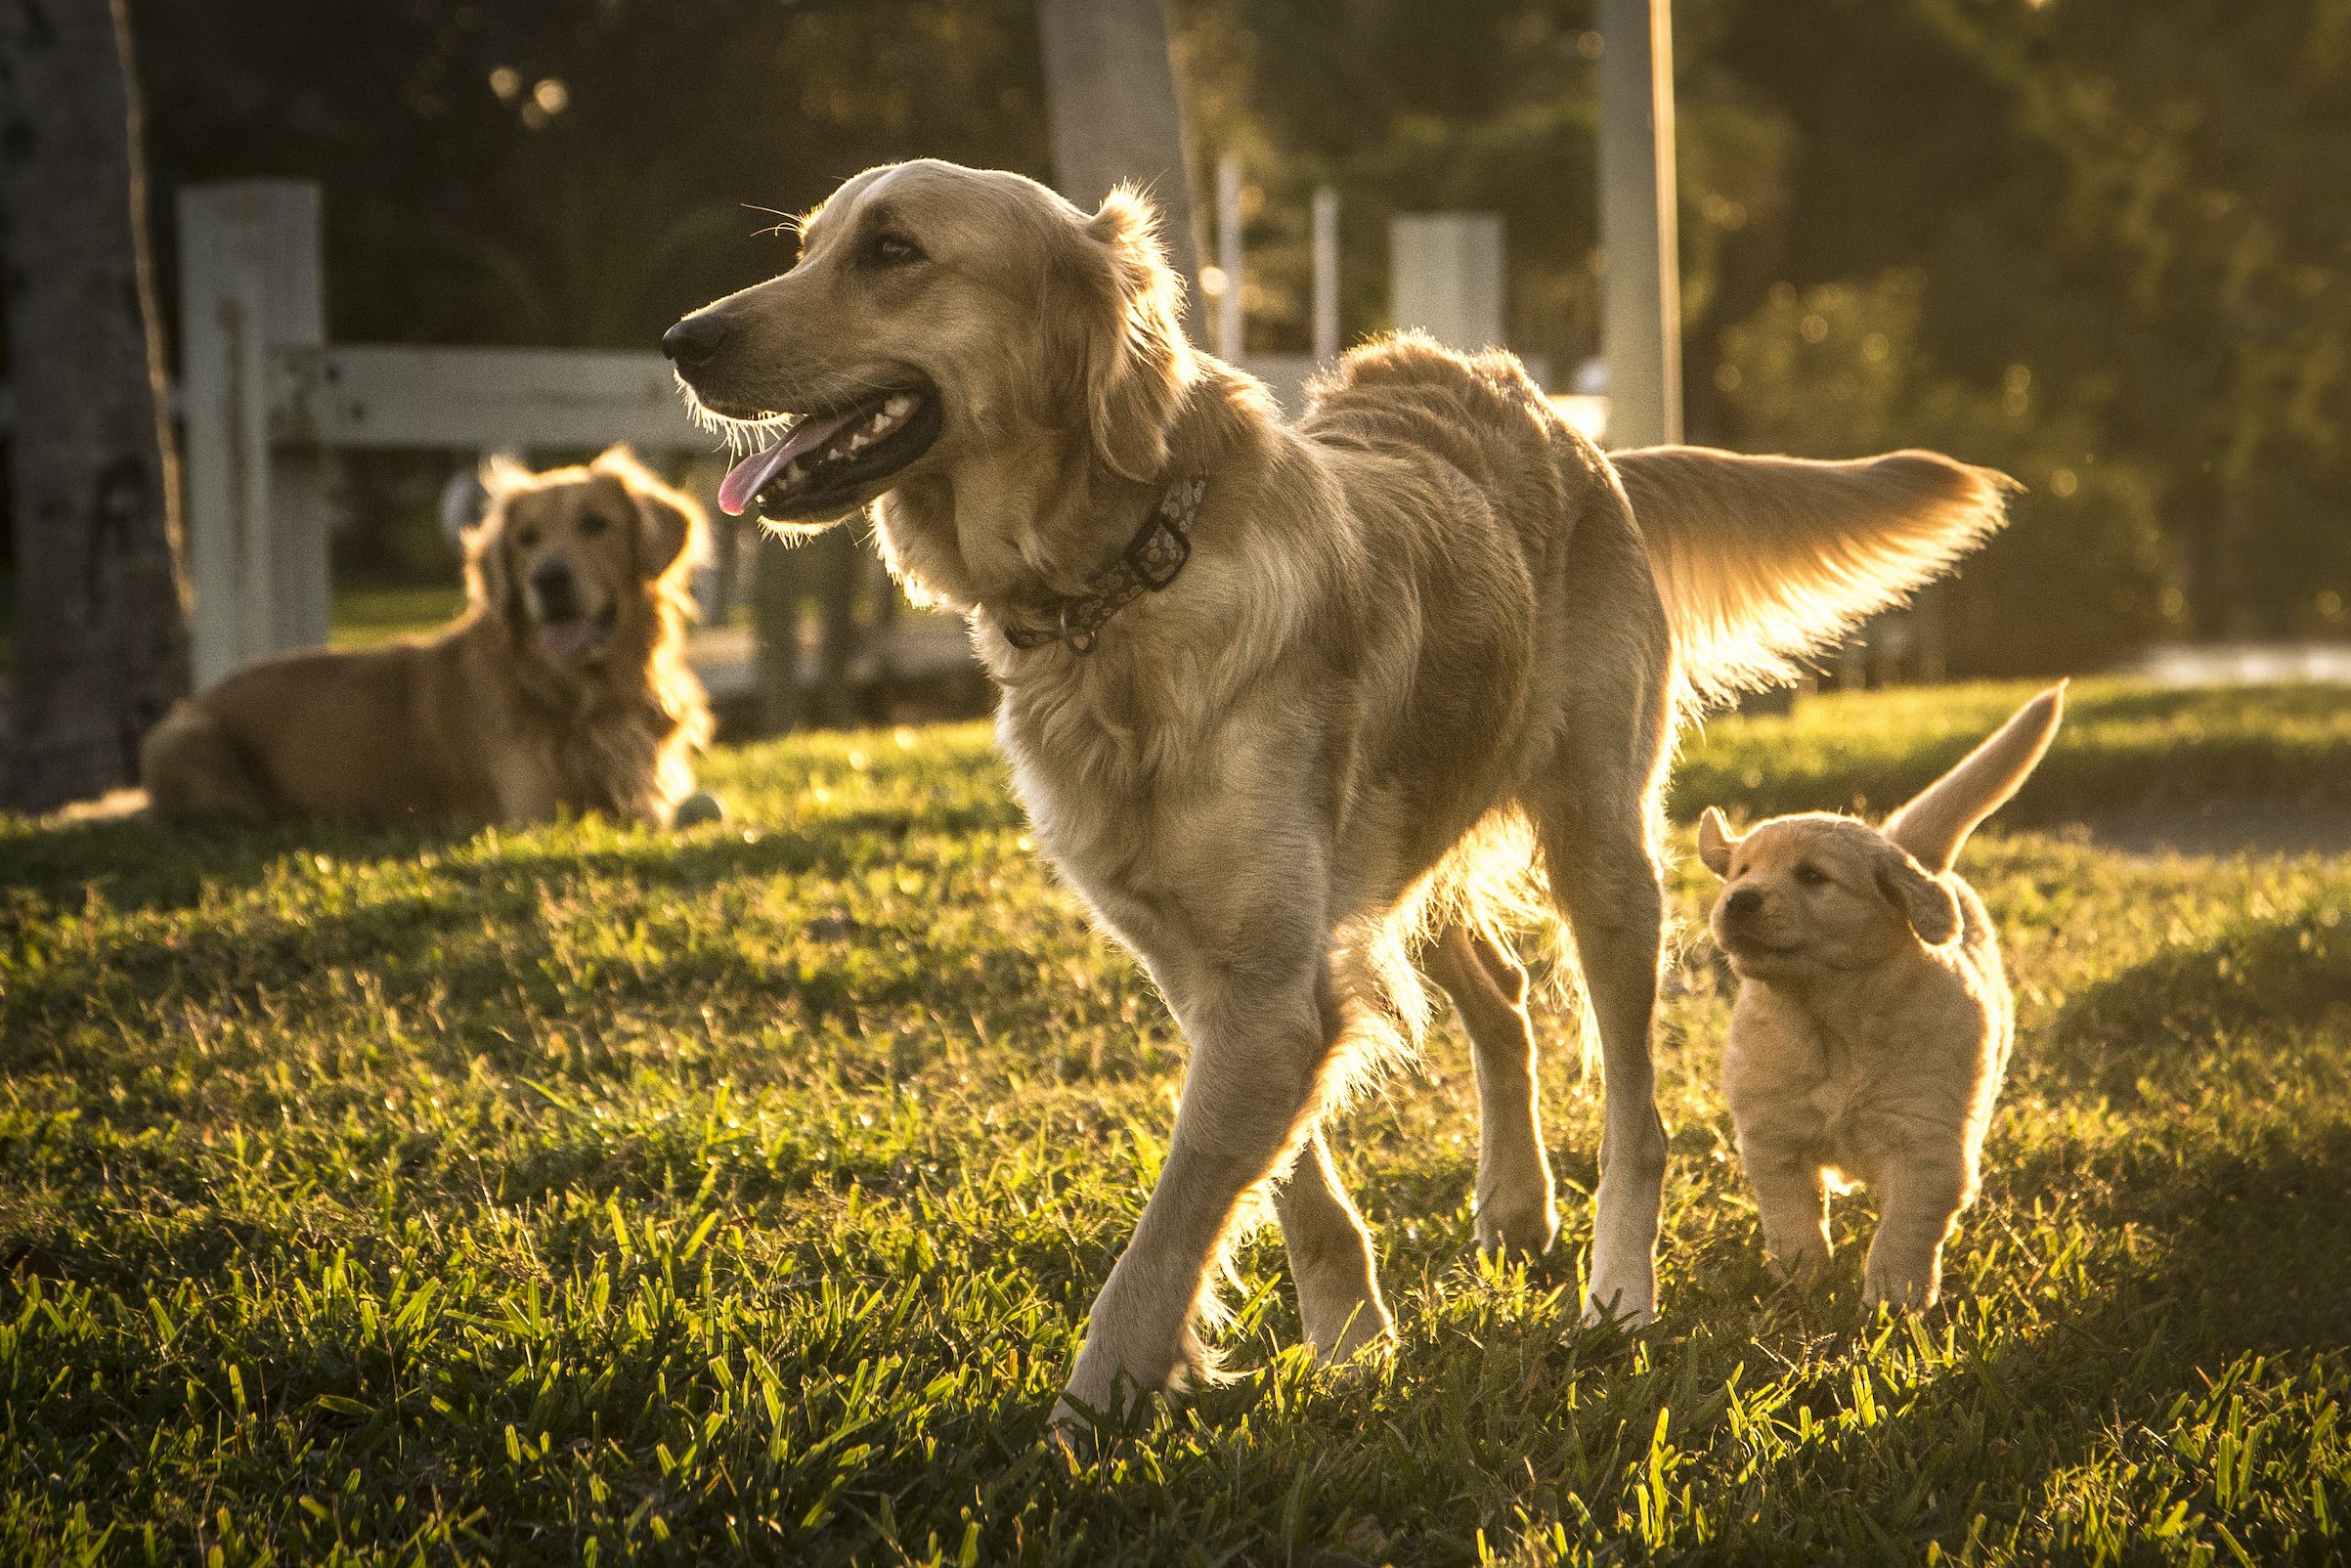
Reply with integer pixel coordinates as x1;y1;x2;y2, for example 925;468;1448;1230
1613;445;2015;706
1882;683;2067;872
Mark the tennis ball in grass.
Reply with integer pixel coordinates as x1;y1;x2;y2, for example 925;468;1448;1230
673;790;725;828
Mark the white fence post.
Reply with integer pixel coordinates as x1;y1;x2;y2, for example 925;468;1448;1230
1597;0;1682;446
1311;186;1340;364
178;180;327;688
1389;213;1506;353
1214;152;1244;361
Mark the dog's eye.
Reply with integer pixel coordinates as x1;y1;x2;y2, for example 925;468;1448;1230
578;512;609;538
515;526;542;549
865;232;925;267
1795;862;1830;888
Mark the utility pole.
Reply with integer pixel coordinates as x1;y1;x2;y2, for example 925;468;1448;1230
1597;0;1681;447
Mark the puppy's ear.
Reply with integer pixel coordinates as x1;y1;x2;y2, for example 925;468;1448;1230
1874;845;1962;945
1078;187;1194;482
1696;806;1740;877
593;445;708;577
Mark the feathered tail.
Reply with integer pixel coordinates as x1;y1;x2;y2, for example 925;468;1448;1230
1612;445;2016;706
1881;683;2067;872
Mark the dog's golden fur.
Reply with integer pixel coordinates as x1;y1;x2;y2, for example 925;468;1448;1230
668;158;2012;1428
141;447;711;827
1696;686;2065;1308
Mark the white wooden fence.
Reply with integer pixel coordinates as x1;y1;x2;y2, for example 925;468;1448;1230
174;178;1601;696
177;180;718;687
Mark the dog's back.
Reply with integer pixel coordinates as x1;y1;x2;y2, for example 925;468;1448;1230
143;632;501;825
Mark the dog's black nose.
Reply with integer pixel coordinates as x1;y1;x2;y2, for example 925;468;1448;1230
1724;887;1763;919
529;560;579;619
662;313;728;368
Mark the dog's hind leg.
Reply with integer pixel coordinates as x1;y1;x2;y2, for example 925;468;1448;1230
1525;522;1676;1328
139;702;274;825
1427;925;1559;1261
1273;1126;1392;1359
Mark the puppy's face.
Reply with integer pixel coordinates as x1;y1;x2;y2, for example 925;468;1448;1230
666;159;1188;590
1697;809;1961;982
469;449;703;670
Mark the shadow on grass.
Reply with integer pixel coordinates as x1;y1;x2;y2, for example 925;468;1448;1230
1;792;1023;918
2036;896;2351;1097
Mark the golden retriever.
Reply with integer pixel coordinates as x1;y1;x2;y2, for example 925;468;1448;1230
663;158;2012;1431
1696;685;2065;1308
141;447;711;827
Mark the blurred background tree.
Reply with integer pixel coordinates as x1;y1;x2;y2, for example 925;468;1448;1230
6;0;2337;679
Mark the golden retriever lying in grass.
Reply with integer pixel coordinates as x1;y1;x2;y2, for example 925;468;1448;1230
142;447;711;828
1697;685;2066;1309
662;158;2012;1432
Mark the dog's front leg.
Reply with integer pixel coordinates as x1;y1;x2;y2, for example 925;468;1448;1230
1052;954;1335;1434
1735;1135;1832;1283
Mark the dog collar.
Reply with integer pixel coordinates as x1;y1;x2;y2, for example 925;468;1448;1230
1001;474;1204;655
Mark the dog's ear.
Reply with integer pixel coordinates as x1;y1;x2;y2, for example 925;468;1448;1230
1078;187;1194;482
1696;807;1740;877
592;445;708;578
478;452;534;501
462;507;522;627
1873;844;1962;945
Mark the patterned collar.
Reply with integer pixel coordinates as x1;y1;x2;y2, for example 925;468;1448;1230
1000;473;1205;655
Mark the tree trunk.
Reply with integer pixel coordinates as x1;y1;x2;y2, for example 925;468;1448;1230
0;0;191;811
1034;0;1204;323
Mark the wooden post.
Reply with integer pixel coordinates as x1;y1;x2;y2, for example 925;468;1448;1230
1311;186;1340;364
1215;152;1244;361
1598;0;1681;447
1035;0;1205;317
178;179;327;687
753;541;803;735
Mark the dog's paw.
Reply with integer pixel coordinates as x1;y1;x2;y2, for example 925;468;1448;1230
1474;1194;1560;1263
672;790;725;828
1579;1287;1657;1332
1302;1294;1395;1364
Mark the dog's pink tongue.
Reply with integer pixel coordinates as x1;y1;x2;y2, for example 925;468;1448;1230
538;619;601;662
716;407;865;515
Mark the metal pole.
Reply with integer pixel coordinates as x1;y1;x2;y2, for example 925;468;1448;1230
1311;186;1340;364
1215;152;1244;361
1598;0;1681;447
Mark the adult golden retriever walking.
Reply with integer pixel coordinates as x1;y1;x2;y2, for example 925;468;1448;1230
142;447;711;828
664;160;2010;1431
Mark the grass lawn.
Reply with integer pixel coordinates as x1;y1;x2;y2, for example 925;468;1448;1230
3;681;2348;1564
328;586;470;649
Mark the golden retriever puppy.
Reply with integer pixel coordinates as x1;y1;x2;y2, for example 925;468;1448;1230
142;447;711;827
663;158;2013;1431
1696;685;2066;1309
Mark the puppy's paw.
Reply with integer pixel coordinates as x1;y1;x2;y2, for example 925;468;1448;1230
1767;1240;1832;1287
1862;1262;1940;1312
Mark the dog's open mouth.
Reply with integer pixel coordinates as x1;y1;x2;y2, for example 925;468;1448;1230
538;601;618;663
716;385;942;523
